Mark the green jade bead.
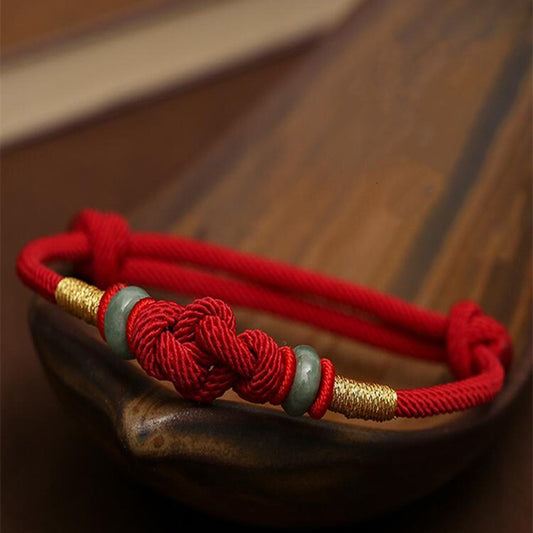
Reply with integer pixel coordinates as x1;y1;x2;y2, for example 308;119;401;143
282;345;322;417
104;286;150;360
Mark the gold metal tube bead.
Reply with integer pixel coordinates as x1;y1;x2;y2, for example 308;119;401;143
54;277;104;326
330;375;397;421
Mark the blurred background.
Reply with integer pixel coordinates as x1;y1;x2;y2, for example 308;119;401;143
1;1;531;532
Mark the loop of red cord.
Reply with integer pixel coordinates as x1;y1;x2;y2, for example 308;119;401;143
16;209;513;418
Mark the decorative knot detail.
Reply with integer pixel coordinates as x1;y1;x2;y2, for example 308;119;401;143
127;296;296;404
71;209;130;288
446;301;512;379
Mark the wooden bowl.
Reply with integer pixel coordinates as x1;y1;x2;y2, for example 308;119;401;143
29;296;531;527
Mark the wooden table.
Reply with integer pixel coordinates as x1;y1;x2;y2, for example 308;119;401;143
2;1;531;531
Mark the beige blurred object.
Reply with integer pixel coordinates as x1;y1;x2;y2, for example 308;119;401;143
1;0;182;56
0;0;360;147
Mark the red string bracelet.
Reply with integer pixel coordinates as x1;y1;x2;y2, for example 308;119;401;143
17;209;513;421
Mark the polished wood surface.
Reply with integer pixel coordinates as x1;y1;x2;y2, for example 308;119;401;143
3;0;532;531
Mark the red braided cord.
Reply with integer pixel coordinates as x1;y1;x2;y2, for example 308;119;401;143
125;296;298;405
308;359;336;419
16;209;513;418
97;283;126;339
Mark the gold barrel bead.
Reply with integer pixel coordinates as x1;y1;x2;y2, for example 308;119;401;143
330;375;397;421
54;277;104;325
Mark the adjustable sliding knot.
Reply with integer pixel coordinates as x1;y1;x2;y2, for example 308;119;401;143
446;301;512;379
126;296;297;405
71;209;130;288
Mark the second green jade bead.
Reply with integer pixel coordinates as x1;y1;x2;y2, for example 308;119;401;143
282;345;322;417
104;286;150;359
